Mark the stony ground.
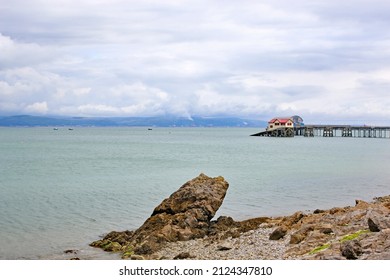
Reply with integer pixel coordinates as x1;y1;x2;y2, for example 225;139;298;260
151;195;390;260
155;226;287;260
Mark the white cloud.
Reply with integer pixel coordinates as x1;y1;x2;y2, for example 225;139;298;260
1;0;390;123
25;101;49;114
73;87;91;97
76;104;119;115
0;33;57;69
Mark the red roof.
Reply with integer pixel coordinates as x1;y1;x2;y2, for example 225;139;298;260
268;118;292;124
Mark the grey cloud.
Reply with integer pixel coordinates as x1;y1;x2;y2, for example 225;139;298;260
1;0;390;123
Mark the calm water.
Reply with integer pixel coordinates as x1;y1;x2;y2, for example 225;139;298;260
0;127;389;259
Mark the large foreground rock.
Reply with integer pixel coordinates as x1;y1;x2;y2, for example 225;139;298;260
90;173;229;258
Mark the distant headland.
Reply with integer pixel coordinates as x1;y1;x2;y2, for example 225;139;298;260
0;115;267;128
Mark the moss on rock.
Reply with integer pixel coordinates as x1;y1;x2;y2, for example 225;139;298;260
340;230;370;243
309;243;331;254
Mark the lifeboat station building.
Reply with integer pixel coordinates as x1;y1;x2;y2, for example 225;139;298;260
262;115;304;137
267;117;294;131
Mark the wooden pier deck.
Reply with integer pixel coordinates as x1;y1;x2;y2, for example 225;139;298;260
251;125;390;138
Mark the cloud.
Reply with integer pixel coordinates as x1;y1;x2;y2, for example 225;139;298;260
0;33;57;69
1;0;390;123
25;101;49;114
57;82;171;116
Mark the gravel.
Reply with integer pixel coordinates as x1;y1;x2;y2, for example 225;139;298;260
155;225;288;260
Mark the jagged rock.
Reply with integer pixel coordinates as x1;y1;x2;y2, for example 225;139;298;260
103;230;134;245
319;226;333;235
207;216;240;240
90;239;123;252
355;200;370;209
341;240;363;259
373;195;390;204
151;173;228;219
289;233;305;244
360;228;390;260
281;211;305;227
289;225;314;244
270;211;305;241
269;226;288;240
329;207;346;215
368;218;381;232
367;210;390;232
91;173;229;257
209;216;238;233
238;217;271;232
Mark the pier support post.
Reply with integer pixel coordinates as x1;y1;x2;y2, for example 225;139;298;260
286;128;294;137
323;127;334;137
304;127;314;137
342;127;352;137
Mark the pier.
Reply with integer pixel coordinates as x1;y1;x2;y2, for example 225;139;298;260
297;125;390;138
251;125;390;138
251;116;390;138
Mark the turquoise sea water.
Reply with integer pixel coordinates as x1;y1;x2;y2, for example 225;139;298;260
0;127;389;259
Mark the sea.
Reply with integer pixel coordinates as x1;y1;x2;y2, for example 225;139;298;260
0;127;389;260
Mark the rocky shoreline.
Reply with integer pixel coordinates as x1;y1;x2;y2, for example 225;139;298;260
154;197;390;260
89;174;390;260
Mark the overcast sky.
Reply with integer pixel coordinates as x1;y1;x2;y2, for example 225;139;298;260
1;0;390;123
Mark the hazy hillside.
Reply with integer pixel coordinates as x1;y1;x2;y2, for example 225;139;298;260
0;115;267;128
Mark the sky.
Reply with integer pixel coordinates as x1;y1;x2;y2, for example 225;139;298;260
1;0;390;124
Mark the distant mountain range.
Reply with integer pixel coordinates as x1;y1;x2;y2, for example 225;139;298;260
0;115;267;128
